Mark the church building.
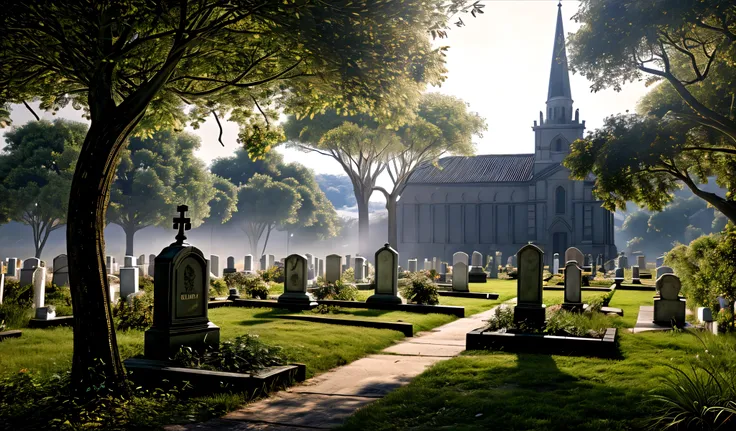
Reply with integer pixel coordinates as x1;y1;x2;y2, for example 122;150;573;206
396;4;617;267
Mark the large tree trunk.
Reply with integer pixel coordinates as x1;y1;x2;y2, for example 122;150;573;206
67;115;141;395
386;195;398;250
124;226;136;256
356;195;370;258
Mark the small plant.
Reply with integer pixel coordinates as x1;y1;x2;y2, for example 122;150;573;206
245;279;270;299
209;278;228;296
341;267;355;283
400;272;439;305
113;292;154;331
173;334;286;373
45;284;73;316
139;276;154;293
312;278;359;301
259;266;284;283
545;310;610;338
485;306;515;331
312;304;342;314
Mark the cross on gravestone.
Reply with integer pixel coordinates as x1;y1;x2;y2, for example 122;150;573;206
367;244;402;304
562;261;583;311
173;205;192;245
278;254;317;307
143;205;219;360
513;244;545;326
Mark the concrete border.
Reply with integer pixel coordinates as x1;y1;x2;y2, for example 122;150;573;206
0;330;22;341
466;327;618;358
317;300;464;317
438;291;499;300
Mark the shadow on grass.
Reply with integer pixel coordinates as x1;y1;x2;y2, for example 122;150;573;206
237;319;277;327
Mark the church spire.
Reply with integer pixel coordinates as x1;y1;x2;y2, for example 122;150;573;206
547;2;572;102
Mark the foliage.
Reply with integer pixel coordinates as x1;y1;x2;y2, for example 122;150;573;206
224;272;270;299
138;276;154;294
209;278;228;297
0;120;85;257
312;278;359;301
45;284;73;317
259;266;284;284
341;267;355;283
112;293;154;331
173;335;286;374
544;310;612;338
204;175;238;226
649;333;736;430
245;280;270;300
400;272;439;305
484;306;515;332
108;129;215;254
311;304;343;315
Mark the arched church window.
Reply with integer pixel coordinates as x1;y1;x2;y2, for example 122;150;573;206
554;138;562;152
555;186;566;214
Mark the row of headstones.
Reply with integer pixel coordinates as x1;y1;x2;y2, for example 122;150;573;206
219;253;369;282
407;251;516;279
0;257;66;319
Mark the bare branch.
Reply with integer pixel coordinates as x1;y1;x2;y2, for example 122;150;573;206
212;110;225;147
22;101;40;121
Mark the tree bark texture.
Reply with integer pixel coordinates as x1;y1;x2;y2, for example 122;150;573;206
386;196;398;250
124;226;136;256
356;195;371;258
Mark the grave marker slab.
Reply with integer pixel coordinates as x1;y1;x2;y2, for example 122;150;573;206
367;244;402;304
318;258;324;278
20;258;41;287
553;253;560;275
408;258;418;272
451;252;469;292
244;255;253;273
325;254;342;283
354;256;366;281
278;254;317;307
120;256;140;299
148;254;156;277
564;247;584;267
562;261;583;311
637;255;646;270
469;251;486;283
210;255;220;277
5;258;19;278
632;265;641;284
224;256;236;274
513;244;545;326
52;254;70;287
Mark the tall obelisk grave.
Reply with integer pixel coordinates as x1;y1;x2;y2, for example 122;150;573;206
144;205;220;360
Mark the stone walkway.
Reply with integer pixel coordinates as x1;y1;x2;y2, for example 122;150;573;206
165;304;505;431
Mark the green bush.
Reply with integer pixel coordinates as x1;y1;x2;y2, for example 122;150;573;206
45;284;73;316
544;310;611;338
209;278;228;296
139;275;154;293
113;292;153;331
259;266;284;283
312;278;359;301
341;267;355;283
245;278;270;299
485;306;515;331
223;271;249;289
173;334;286;373
400;272;439;305
0;279;33;329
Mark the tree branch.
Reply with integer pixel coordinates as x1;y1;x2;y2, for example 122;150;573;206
212;110;225;147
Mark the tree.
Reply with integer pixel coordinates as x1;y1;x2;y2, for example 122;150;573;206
1;0;468;390
373;93;485;248
205;175;238;226
108;130;214;255
0;120;85;258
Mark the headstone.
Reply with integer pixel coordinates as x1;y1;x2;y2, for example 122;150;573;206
656;266;674;279
564;247;584;267
144;205;219;360
408;258;418;272
345;254;352;269
591;259;597;277
318;259;324;278
451;252;469;292
244;254;253;273
35;306;56;320
656;256;665;268
513;244;545;326
354;256;366;281
552;253;560;275
52;254;70;287
5;258;20;278
106;255;114;275
469;251;486;283
367;244;402;304
637;255;646;270
260;255;267;271
697;307;713;323
423;258;431;271
0;274;4;305
632;265;641;284
278;254;316;306
223;256;236;274
617;252;629;269
596;254;604;273
20;258;41;287
325;254;342;283
32;262;46;309
614;267;624;283
305;253;314;271
148;254;156;277
489;256;498;279
210;254;220;277
496;252;503;270
439;262;448;282
653;274;686;326
119;256;140;299
268;255;275;269
562;261;583;311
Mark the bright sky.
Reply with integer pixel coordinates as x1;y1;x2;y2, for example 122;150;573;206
5;1;650;203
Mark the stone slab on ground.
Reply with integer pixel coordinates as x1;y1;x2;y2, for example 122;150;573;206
632;306;693;334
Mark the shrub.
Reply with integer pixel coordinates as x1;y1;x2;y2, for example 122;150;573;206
209;278;228;296
400;272;439;305
0;279;33;329
245;279;270;299
113;292;153;331
341;267;355;283
139;275;154;293
259;266;284;283
312;278;359;301
545;310;611;338
173;334;286;373
223;271;248;289
311;304;342;314
45;284;73;316
485;306;515;331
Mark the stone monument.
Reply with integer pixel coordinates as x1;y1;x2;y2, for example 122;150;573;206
325;254;342;283
513;244;545;326
148;254;156;277
20;258;41;287
5;258;20;278
223;256;236;274
562;261;583;312
278;254;316;307
553;253;560;275
618;252;629;269
408;258;418;272
564;247;584;267
210;254;220;277
354;256;366;281
632;265;641;284
452;252;469;292
653;273;686;326
244;254;253;273
469;251;486;283
119;255;140;299
637;255;646;270
367;244;402;304
52;254;70;287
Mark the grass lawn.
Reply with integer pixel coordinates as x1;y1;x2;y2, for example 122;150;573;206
607;289;657;327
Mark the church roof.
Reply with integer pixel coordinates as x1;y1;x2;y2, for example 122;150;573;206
547;3;572;101
407;154;535;184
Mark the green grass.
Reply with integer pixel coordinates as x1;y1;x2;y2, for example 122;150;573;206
607;289;657;328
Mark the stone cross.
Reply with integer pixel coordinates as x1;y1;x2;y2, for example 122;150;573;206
451;251;469;292
173;204;191;245
367;244;402;304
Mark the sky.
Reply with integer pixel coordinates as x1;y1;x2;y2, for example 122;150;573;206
5;1;651;205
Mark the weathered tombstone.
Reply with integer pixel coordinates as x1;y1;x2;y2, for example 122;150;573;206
138;254;148;275
637;255;646;270
656;256;665;268
244;254;253;273
345;254;352;269
278;254;316;307
268;255;275;269
148;254;156;277
20;258;41;287
552;253;560;275
656;266;674;279
439;262;448;282
52;254;70;287
318;258;324;278
106;255;115;275
654;274;686;326
632;265;641;284
5;258;19;278
562;261;583;311
513;244;545;326
145;205;219;360
119;255;140;299
489;256;498;279
210;254;220;277
451;252;469;292
32;261;47;310
354;256;366;281
423;258;431;271
618;252;629;269
564;247;584;267
223;256;236;274
408;258;418;272
367;244;402;304
469;251;486;283
614;267;624;283
325;254;342;283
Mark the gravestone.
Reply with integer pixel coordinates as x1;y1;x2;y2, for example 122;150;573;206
496;252;503;270
469;251;486;283
345;254;352;269
552;253;560;275
138;254;148;275
278;254;317;307
148;254;156;277
52;254;70;287
20;258;41;287
354;256;366;281
439;262;448;282
223;256;236;274
433;257;442;273
210;254;220;277
106;255;114;275
451;252;469;292
562;261;583;311
325;254;342;283
637;255;646;270
564;247;584;267
489;256;498;279
653;273;686;326
656;256;665;268
0;274;4;305
408;258;418;272
632;265;641;284
145;205;219;360
5;258;19;278
423;258;431;271
305;253;314;271
513;244;545;326
585;254;593;272
591;260;597;277
244;254;253;273
260;255;267;271
367;244;402;304
596;254;604;273
656;266;674;279
506;255;517;268
35;305;56;320
617;252;629;269
32;261;47;310
119;255;140;299
318;258;324;278
268;255;275;269
614;267;624;283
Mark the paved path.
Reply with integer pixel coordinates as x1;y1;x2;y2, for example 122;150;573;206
165;303;506;431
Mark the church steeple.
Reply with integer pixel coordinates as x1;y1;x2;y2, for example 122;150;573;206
547;2;572;101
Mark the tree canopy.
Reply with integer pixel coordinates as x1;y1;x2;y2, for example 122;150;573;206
0;120;86;258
